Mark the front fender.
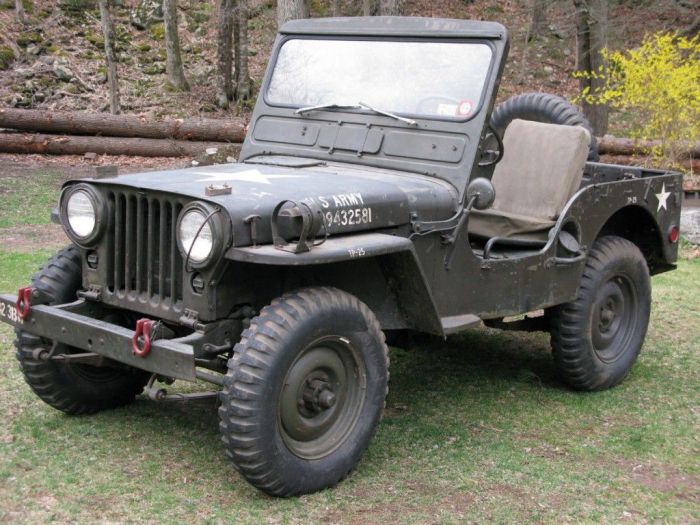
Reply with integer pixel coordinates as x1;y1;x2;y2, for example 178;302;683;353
226;232;414;265
226;233;443;335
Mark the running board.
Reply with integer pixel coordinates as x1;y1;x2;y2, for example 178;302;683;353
441;314;481;335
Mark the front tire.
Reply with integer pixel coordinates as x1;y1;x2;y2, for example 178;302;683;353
15;245;150;415
218;287;389;496
550;236;651;391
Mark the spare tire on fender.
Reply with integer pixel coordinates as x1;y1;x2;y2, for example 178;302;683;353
490;92;599;161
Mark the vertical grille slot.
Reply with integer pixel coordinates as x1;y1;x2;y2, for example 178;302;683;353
106;190;183;310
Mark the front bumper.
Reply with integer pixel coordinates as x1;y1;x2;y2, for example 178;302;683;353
0;293;196;381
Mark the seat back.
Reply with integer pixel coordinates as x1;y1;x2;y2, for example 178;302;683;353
489;119;591;221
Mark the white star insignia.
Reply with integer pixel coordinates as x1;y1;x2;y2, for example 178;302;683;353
655;183;671;212
193;169;301;185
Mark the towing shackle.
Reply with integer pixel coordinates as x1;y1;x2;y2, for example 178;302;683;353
132;318;155;357
15;286;33;321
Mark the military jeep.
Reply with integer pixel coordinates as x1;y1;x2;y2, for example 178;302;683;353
0;17;683;497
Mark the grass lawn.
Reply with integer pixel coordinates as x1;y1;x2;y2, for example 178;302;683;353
0;166;697;524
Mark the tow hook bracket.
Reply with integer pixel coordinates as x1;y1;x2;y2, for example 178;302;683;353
144;375;220;402
77;285;103;301
132;318;156;358
15;286;33;321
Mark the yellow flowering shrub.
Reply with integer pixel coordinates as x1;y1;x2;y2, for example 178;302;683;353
575;33;700;163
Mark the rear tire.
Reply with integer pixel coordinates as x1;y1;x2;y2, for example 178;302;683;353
15;245;150;415
219;287;389;496
550;236;651;390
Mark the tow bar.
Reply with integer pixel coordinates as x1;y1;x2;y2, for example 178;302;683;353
144;375;220;403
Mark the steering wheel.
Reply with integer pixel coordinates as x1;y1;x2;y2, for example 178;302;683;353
478;124;504;167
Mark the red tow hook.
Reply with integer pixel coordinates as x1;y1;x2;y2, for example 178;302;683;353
132;318;155;358
15;287;33;321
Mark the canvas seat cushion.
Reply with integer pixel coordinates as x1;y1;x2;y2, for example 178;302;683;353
468;119;591;239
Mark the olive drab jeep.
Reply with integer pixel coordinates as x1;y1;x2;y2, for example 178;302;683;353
0;17;683;496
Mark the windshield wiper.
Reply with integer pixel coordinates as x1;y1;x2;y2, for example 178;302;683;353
358;101;417;126
295;101;417;127
295;103;361;115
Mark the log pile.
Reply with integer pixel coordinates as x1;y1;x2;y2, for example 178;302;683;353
0;132;237;157
0;108;246;157
0;108;698;164
598;135;699;172
597;135;699;160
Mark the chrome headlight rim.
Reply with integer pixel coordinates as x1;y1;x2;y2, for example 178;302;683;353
59;183;106;247
176;202;224;269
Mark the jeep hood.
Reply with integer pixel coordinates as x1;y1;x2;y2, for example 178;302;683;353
78;157;459;247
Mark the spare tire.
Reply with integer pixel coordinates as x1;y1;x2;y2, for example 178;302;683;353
491;92;599;161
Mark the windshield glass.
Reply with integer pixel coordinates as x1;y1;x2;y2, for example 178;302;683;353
267;38;493;120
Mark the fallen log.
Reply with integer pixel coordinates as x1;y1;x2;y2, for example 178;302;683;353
0;108;247;142
597;135;699;159
599;154;700;173
0;132;239;157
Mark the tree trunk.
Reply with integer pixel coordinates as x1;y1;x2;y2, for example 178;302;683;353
680;15;700;38
163;0;189;91
574;0;608;135
15;0;25;25
379;0;403;15
528;0;548;40
216;0;236;108
330;0;340;16
235;0;252;100
0;132;239;157
277;0;308;29
362;0;372;15
97;0;121;114
0;108;247;142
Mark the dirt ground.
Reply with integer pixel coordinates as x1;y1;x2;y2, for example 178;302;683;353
0;152;188;251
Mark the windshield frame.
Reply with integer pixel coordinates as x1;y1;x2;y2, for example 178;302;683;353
262;34;498;124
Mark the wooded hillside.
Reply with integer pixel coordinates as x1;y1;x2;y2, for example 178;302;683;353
1;0;694;120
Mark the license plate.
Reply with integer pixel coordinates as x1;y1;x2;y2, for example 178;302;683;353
0;295;23;328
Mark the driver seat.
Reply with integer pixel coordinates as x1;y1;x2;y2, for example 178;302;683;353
468;119;591;240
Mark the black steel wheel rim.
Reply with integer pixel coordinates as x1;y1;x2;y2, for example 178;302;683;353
279;335;367;460
591;274;638;363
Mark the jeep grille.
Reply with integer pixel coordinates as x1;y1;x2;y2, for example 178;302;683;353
105;191;185;311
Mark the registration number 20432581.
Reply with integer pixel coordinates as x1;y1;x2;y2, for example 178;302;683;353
0;296;23;326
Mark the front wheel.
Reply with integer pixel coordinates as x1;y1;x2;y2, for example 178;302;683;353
15;245;150;414
550;236;651;391
218;287;389;496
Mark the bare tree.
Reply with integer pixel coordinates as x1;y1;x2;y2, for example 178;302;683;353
680;15;699;37
378;0;403;15
163;0;189;91
97;0;120;114
330;0;340;16
528;0;548;41
235;0;252;100
15;0;26;25
216;0;236;108
573;0;608;135
277;0;309;29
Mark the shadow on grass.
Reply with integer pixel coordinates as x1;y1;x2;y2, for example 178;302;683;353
68;325;570;480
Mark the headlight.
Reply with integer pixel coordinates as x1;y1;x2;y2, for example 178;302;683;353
60;184;105;246
178;208;214;264
66;190;96;238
